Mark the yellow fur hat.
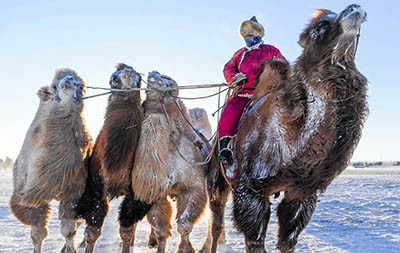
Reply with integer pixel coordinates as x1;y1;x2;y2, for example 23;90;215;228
239;16;265;38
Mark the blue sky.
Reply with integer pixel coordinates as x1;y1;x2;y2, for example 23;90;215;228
0;1;398;162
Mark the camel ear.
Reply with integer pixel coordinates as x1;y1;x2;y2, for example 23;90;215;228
312;9;327;20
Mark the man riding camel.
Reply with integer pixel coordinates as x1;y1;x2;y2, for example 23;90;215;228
218;16;288;165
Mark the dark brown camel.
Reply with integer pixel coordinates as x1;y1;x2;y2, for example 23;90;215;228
76;63;152;253
205;4;368;253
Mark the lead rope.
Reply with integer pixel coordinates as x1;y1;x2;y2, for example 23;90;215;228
353;27;361;58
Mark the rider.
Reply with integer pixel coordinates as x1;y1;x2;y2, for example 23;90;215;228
218;16;288;165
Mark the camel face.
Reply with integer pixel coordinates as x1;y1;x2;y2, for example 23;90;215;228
146;71;179;100
56;75;84;103
110;64;141;90
339;4;367;33
299;4;366;61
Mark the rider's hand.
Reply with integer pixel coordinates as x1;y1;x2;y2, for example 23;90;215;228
230;72;247;88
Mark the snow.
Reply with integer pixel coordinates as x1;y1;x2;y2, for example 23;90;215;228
0;167;399;252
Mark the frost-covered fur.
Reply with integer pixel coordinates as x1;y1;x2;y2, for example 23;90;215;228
231;5;368;253
206;5;368;253
131;112;170;201
10;69;92;253
131;71;207;253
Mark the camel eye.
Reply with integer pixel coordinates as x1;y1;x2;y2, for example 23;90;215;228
310;21;329;40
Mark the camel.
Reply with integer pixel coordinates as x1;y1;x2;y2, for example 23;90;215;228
206;4;368;253
189;107;213;156
75;63;152;253
130;71;208;253
10;69;92;253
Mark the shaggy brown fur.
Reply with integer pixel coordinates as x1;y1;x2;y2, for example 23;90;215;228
131;109;170;202
132;76;199;202
131;71;207;253
230;5;368;252
102;63;144;198
20;69;92;207
205;5;368;253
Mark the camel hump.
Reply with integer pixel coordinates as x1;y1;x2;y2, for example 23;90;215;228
265;58;290;81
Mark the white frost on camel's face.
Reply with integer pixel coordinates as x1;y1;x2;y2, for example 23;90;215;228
56;75;84;104
110;64;141;90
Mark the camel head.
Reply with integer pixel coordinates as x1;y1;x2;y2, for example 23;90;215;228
299;4;367;64
146;71;179;101
51;68;85;103
189;107;212;136
110;63;141;91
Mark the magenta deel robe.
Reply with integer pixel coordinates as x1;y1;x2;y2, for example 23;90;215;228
218;44;287;138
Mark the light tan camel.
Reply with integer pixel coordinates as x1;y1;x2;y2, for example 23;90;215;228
10;69;92;253
131;71;208;253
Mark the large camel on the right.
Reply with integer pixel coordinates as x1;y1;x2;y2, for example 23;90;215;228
205;4;368;253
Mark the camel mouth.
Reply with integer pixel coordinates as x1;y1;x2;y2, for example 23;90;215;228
339;4;367;33
73;84;84;102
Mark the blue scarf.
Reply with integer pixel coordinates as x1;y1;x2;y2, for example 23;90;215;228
245;36;263;47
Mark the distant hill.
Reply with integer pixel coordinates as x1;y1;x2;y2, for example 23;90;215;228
351;161;400;168
0;156;14;170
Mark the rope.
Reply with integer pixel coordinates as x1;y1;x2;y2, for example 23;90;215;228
159;100;202;166
82;91;111;100
172;98;212;150
86;82;227;92
170;87;229;100
83;82;228;102
353;27;361;58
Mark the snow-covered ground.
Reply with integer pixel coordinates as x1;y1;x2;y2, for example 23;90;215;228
0;167;399;253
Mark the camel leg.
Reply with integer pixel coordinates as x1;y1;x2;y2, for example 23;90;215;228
148;226;158;249
59;200;80;253
176;185;207;253
9;194;50;253
277;193;318;253
118;195;152;253
146;198;173;253
82;223;103;253
75;174;109;253
77;198;108;253
233;177;270;253
119;223;137;253
200;163;230;253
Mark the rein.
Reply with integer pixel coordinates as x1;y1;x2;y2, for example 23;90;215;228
158;96;216;166
82;82;228;101
353;27;361;58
